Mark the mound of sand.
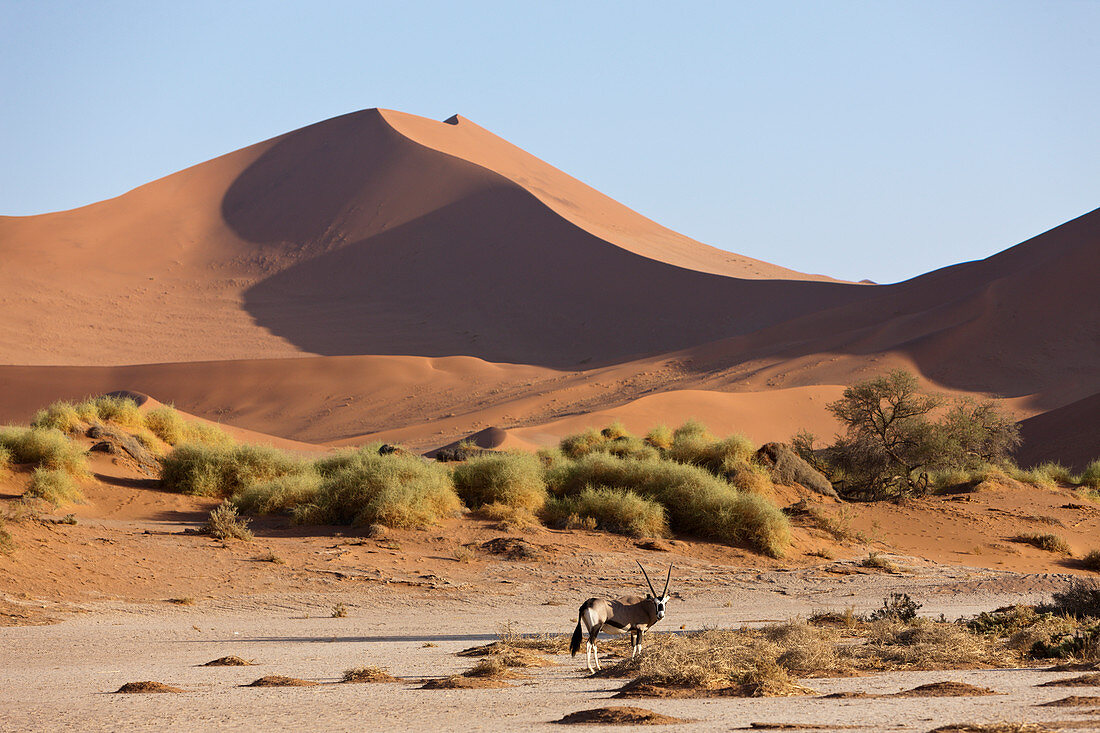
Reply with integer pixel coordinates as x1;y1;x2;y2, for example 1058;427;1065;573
202;656;253;667
115;681;183;694
244;675;319;687
553;706;688;725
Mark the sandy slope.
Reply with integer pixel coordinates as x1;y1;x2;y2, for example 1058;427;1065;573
1;108;1097;463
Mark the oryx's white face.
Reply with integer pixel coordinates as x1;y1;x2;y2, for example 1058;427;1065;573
652;593;670;620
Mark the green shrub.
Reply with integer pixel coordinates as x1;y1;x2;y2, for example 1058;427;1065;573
672;420;713;444
1080;460;1100;490
0;446;10;473
545;454;789;557
559;428;605;459
600;421;631;440
558;426;658;461
160;443;304;498
666;429;757;480
75;395;144;429
452;453;547;511
31;401;83;433
24;467;83;506
0;426;87;475
294;449;459;529
233;471;322;514
145;405;234;447
542;486;667;537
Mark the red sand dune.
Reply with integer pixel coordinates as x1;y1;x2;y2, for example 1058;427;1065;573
0;108;1097;464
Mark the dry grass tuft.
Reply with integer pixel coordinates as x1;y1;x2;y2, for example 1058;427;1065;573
1081;550;1100;572
342;665;398;683
203;503;253;541
167;597;195;606
1036;695;1100;706
452;452;547;512
0;426;88;476
420;676;509;689
330;603;348;618
115;680;183;694
891;681;998;697
928;725;1055;733
462;656;531;680
23;467;83;506
542;486;668;538
1012;533;1072;554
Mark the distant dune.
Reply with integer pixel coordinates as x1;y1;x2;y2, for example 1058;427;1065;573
0;109;1096;464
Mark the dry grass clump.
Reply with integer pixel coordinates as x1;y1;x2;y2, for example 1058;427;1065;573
203;503;253;541
1037;673;1100;687
1012;533;1072;554
542;486;668;538
0;521;14;555
233;472;322;515
1081;550;1100;572
474;501;541;531
559;424;660;462
644;425;674;450
0;426;87;476
292;447;460;529
341;665;398;683
1043;579;1100;619
462;656;531;680
115;680;183;694
851;618;1015;670
1079;460;1100;490
23;467;83;506
452;452;547;512
546;453;789;557
161;443;304;498
33;396;144;433
861;552;897;572
144;405;234;447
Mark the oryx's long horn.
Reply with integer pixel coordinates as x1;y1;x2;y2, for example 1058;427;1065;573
662;565;672;597
636;561;658;597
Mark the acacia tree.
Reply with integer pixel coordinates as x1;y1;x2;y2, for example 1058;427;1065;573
819;370;1019;499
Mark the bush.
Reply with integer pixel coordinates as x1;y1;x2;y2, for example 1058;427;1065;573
0;446;10;473
0;426;87;475
644;425;673;450
233;471;322;515
1043;579;1100;618
204;503;253;541
558;427;658;461
821;370;1019;499
1012;532;1071;554
542;486;668;537
559;428;605;459
867;593;921;622
78;395;144;429
160;443;304;498
24;467;83;506
1082;550;1100;572
145;405;234;447
452;453;547;511
31;401;83;433
545;454;789;557
294;449;459;529
1080;460;1100;490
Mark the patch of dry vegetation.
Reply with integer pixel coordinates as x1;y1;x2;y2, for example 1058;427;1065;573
23;467;83;506
542;486;668;538
1012;533;1072;554
161;443;304;498
0;426;87;476
203;656;253;666
554;706;688;725
203;503;253;541
115;681;183;694
244;675;319;687
452;452;547;512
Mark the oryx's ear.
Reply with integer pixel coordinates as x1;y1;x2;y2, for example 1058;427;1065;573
662;564;672;597
636;561;658;598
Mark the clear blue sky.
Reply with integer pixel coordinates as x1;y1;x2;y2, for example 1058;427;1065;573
2;1;1097;283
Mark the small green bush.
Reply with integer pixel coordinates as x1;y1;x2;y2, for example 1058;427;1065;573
294;449;459;529
452;453;547;511
559;428;605;459
31;401;83;433
644;425;673;450
233;471;322;514
75;395;144;430
24;467;83;506
1080;460;1100;490
542;486;667;537
0;426;87;475
204;503;254;541
160;443;304;497
145;405;233;447
546;453;789;557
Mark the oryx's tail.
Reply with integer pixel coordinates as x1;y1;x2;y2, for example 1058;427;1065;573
569;605;586;656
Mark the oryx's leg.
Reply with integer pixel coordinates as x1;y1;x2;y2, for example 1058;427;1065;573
586;622;604;672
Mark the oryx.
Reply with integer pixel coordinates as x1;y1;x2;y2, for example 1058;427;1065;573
569;562;671;673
